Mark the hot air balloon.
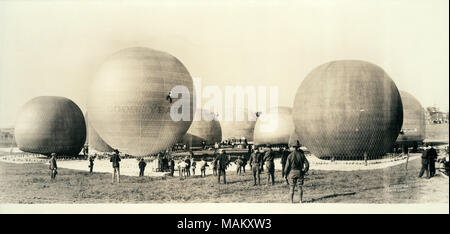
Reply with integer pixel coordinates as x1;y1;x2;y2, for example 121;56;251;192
396;91;426;147
84;112;114;152
253;107;294;146
15;96;86;156
87;47;194;156
293;60;403;160
181;109;222;147
220;108;258;142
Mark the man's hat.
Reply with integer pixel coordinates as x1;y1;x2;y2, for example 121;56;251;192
114;149;119;154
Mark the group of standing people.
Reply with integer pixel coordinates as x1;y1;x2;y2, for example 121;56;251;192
419;144;438;179
156;150;173;172
176;151;194;178
46;143;308;203
246;145;309;203
246;146;292;186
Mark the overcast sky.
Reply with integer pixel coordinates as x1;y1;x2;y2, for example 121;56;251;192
0;0;448;127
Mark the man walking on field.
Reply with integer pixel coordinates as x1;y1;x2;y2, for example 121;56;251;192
284;145;309;203
110;149;121;183
249;148;263;186
235;156;244;175
216;149;229;184
138;158;147;177
49;153;58;181
263;147;276;185
428;145;438;177
418;145;430;179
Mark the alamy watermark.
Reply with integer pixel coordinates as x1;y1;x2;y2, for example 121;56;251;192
107;77;281;127
170;77;280;124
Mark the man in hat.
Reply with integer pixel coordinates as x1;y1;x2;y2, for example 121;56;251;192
110;149;121;183
166;90;173;103
259;148;265;173
83;145;89;157
191;160;197;176
281;147;289;179
178;160;188;178
212;149;218;176
157;153;163;172
428;144;438;177
249;148;263;186
168;157;175;176
138;158;147;177
419;145;430;179
241;154;248;174
284;145;309;203
263;147;276;185
88;153;95;173
235;156;244;175
49;153;58;181
185;154;192;177
216;149;229;184
199;157;208;177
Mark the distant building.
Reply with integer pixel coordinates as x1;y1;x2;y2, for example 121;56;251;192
0;128;16;147
425;106;449;124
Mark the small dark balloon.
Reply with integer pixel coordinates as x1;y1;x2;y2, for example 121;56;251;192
15;96;86;156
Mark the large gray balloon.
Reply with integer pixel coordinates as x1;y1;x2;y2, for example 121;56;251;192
88;47;194;156
253;107;294;145
220;108;257;142
293;60;403;159
15;96;86;155
181;109;222;147
84;112;114;152
396;91;426;145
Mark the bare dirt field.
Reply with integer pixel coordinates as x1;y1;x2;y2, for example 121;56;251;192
0;156;447;204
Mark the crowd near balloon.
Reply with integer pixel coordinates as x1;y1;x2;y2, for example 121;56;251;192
12;46;441;203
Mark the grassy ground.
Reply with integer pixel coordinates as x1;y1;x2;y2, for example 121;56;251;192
0;158;447;204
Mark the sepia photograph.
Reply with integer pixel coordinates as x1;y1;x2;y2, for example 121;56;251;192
0;0;448;217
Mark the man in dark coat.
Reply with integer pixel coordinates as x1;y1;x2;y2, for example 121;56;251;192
263;147;276;185
216;149;229;184
235;156;244;175
83;145;89;157
185;152;192;177
418;146;430;179
212;149;218;176
138;158;147;177
110;149;121;183
49;153;58;181
428;145;438;177
169;158;175;176
241;154;248;174
284;146;309;203
201;141;206;150
88;154;95;173
402;144;409;155
281;147;289;179
199;158;208;177
249;148;263;186
157;153;163;172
